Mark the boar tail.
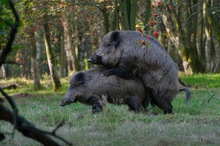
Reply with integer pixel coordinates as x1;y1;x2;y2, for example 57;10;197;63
179;87;191;105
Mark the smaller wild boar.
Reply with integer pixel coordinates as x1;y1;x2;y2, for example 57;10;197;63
60;67;149;113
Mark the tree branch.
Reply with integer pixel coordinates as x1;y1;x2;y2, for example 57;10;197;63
0;1;72;145
0;0;19;67
0;102;61;146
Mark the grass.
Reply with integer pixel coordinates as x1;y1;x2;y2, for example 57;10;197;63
0;74;220;146
181;73;220;88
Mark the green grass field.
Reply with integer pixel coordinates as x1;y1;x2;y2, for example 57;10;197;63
0;74;220;146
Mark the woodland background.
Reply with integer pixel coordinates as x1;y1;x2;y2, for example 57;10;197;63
1;0;220;145
1;0;220;91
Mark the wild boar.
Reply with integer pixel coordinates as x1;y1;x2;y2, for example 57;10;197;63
60;67;149;113
88;30;191;114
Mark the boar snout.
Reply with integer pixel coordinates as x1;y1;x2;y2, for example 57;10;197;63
87;58;92;63
60;97;76;106
60;98;71;106
88;53;102;64
60;92;78;106
60;101;67;106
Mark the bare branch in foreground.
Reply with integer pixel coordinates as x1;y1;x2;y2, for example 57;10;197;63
0;99;72;145
0;102;60;145
52;120;65;135
0;1;72;145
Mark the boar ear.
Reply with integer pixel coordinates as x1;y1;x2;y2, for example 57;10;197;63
74;72;84;84
110;31;120;46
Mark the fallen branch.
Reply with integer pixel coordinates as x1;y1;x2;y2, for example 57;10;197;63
0;82;22;90
44;80;53;88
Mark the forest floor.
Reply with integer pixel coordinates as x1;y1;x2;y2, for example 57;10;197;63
0;74;220;146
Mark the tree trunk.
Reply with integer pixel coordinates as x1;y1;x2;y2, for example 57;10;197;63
35;30;42;77
196;0;206;69
60;36;67;77
186;0;204;73
62;5;77;74
110;0;119;31
102;4;110;34
203;1;212;71
163;0;205;73
129;0;137;30
119;0;130;30
1;64;6;79
144;0;152;33
43;18;61;91
20;48;31;79
213;36;220;73
30;31;41;90
209;4;220;72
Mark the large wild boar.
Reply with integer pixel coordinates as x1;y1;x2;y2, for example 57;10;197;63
88;30;191;114
60;67;149;113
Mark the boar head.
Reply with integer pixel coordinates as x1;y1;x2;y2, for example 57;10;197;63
88;31;123;67
60;72;87;106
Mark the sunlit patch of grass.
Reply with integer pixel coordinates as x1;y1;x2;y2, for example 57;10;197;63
181;73;220;88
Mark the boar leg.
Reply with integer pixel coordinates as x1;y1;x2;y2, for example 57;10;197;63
151;95;173;114
127;97;141;113
102;67;131;79
148;88;173;114
142;94;151;109
88;96;103;113
164;104;173;114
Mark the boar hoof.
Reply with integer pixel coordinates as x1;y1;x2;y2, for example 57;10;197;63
164;108;173;114
92;108;102;114
92;104;103;114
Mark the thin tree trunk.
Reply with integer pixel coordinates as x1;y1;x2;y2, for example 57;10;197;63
203;1;212;71
188;0;203;73
110;0;119;31
1;64;6;79
130;0;137;30
30;31;41;90
144;0;151;33
43;18;61;91
60;36;67;77
62;5;77;74
213;36;220;73
119;0;130;30
196;1;206;69
161;14;180;49
209;2;220;72
35;30;42;77
102;4;110;34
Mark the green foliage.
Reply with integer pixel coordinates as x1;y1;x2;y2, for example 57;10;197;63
0;1;13;50
1;74;220;145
